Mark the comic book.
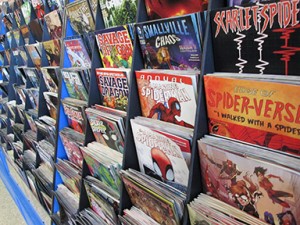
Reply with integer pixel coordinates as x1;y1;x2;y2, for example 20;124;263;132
61;98;87;133
88;0;97;20
44;10;63;40
3;14;13;31
136;14;202;70
40;67;59;92
135;70;198;128
14;9;22;27
26;43;41;67
46;0;62;11
99;0;137;28
95;68;130;111
121;170;181;225
64;37;91;68
144;0;208;20
28;18;43;42
18;46;28;66
85;108;125;153
95;25;134;69
20;25;30;45
23;68;40;88
31;0;45;19
65;0;95;34
211;1;300;75
5;50;11;64
6;31;12;48
26;88;39;109
12;30;20;46
61;69;88;101
43;92;58;120
130;119;189;190
204;74;300;156
42;39;61;66
198;136;300;225
21;1;31;24
59;127;85;168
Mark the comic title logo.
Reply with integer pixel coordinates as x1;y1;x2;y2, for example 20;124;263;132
136;128;182;158
139;19;190;48
90;119;106;133
97;31;133;57
214;0;300;37
98;73;129;98
64;106;83;121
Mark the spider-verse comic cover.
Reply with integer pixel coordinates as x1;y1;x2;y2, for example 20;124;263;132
204;75;300;156
198;139;300;225
136;13;202;70
135;71;198;128
95;25;134;69
144;0;208;20
85;108;125;153
212;0;300;75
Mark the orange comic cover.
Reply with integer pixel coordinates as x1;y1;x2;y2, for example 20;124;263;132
204;75;300;156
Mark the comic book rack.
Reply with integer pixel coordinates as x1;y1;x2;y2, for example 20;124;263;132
0;0;229;225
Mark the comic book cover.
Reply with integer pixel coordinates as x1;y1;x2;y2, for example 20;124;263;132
64;37;91;68
198;139;300;225
204;75;300;156
0;52;4;65
19;46;28;65
47;0;62;11
28;18;43;42
21;1;31;24
144;0;208;20
121;175;179;225
66;0;95;34
59;128;84;168
137;14;202;70
44;10;62;40
6;31;12;48
42;39;61;66
3;14;13;31
20;25;30;45
95;68;129;111
130;120;189;189
85;109;125;153
61;70;88;101
95;25;134;68
135;71;197;128
43;92;58;119
12;30;20;46
5;50;11;64
31;0;45;19
23;68;39;88
99;0;137;28
89;0;97;20
40;68;58;92
14;9;22;27
211;1;300;75
81;148;120;192
61;98;87;133
26;44;41;67
26;88;39;109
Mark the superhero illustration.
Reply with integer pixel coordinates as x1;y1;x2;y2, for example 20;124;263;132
229;173;262;218
151;147;174;182
277;211;297;225
254;167;293;208
264;212;275;225
147;97;194;128
204;165;220;198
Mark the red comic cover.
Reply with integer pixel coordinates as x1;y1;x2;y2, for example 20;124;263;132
204;75;300;156
95;68;129;111
61;100;86;133
136;71;197;128
198;139;300;225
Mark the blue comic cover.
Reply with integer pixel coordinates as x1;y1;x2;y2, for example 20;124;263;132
136;13;202;70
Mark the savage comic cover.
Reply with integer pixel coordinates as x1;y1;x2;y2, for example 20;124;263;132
64;37;91;68
144;0;208;20
135;71;197;128
95;25;134;69
136;14;202;70
95;69;129;111
198;140;300;225
99;0;137;28
66;0;95;34
211;0;300;75
130;120;189;189
204;75;300;155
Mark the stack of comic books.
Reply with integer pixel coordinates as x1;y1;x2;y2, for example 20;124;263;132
121;169;186;225
198;135;300;224
131;116;193;192
35;115;56;146
119;207;160;225
85;106;126;153
36;140;55;167
23;149;37;170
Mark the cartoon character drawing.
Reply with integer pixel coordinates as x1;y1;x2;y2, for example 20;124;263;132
229;173;262;218
254;167;293;208
157;47;172;69
151;148;174;182
277;211;297;225
147;97;194;128
264;211;275;225
204;165;220;198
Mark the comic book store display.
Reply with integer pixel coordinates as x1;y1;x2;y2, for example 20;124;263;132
1;0;299;225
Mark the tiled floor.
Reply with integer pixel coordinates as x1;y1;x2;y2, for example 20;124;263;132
0;178;27;225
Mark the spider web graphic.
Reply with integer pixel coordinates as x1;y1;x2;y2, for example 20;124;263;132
234;32;247;73
254;3;269;74
273;24;300;76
